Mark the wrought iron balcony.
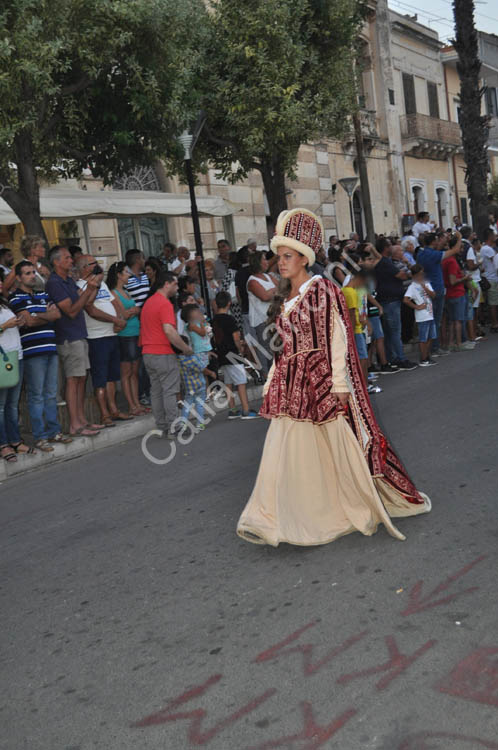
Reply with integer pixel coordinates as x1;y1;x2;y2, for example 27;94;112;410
400;113;462;158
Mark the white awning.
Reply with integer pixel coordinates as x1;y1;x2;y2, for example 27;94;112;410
0;188;237;225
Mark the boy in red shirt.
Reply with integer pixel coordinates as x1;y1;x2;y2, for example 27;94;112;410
442;238;473;352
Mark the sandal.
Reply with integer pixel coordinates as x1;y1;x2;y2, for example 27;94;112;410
69;427;100;437
101;417;116;428
110;412;134;421
1;445;17;463
34;439;54;453
48;433;73;444
10;442;37;455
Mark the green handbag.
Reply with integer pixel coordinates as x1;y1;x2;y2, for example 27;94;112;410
0;345;20;388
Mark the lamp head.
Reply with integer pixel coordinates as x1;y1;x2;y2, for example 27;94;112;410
179;130;194;160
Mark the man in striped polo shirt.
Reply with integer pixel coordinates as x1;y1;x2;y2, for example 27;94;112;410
124;249;150;307
125;249;151;404
10;261;72;450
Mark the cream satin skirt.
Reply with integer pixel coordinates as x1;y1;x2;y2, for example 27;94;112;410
237;415;431;547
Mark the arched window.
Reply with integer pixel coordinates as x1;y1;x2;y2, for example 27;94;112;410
114;166;169;258
435;187;448;229
412;185;423;216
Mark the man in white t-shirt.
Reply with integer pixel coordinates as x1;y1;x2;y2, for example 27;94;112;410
412;211;432;241
169;246;190;277
403;263;436;366
76;255;129;423
480;229;498;330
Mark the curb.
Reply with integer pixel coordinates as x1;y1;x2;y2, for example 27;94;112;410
0;383;264;483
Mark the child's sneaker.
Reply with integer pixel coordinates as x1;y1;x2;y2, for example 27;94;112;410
241;410;259;420
228;409;241;419
196;423;206;431
367;384;383;393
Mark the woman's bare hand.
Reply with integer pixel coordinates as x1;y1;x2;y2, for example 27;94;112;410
333;391;350;407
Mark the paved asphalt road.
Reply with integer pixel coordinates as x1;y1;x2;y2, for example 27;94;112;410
2;340;498;750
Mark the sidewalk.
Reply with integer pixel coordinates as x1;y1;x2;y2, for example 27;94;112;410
0;342;426;482
0;383;264;482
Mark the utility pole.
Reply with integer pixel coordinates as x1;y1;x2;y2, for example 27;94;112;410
352;110;375;243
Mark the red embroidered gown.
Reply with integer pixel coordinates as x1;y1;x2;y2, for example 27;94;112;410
237;277;431;547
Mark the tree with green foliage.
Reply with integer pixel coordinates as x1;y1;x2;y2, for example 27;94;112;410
201;0;363;227
453;0;490;238
0;0;206;238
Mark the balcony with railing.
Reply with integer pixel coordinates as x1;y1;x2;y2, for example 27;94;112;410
342;109;381;157
400;113;462;158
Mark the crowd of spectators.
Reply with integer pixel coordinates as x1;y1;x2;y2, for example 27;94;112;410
325;213;498;394
1;215;497;462
0;236;264;462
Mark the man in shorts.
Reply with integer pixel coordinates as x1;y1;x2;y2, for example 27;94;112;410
480;228;498;332
77;255;128;425
46;246;103;437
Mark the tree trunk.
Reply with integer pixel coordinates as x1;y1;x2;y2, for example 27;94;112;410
353;110;375;243
1;131;48;243
1;188;47;240
453;0;490;239
259;155;288;231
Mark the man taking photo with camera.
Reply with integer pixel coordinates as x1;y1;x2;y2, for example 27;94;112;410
46;246;106;437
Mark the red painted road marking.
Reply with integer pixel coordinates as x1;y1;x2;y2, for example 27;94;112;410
245;703;357;750
337;635;436;691
401;554;486;616
254;620;368;676
436;646;498;708
132;673;276;745
398;732;498;749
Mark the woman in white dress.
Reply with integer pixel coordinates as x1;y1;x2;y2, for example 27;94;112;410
237;209;431;547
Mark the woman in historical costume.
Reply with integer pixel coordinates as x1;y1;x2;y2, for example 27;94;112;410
237;209;431;547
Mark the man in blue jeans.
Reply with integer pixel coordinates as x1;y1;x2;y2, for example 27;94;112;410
417;231;462;355
10;261;72;451
374;238;417;370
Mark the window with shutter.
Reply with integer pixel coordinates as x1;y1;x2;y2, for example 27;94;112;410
427;82;440;119
485;87;498;116
460;198;468;225
402;73;416;115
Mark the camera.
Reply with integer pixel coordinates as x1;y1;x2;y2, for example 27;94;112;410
92;264;104;275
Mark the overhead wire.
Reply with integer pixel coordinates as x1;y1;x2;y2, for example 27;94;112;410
389;0;498;36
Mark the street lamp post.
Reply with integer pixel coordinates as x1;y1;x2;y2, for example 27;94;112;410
338;176;358;237
178;125;212;322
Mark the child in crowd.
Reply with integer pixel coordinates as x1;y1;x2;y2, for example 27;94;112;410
403;264;436;366
181;304;214;372
343;270;380;392
212;291;258;420
176;291;197;336
177;336;209;430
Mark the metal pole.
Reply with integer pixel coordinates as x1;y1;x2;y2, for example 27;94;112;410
184;157;211;322
348;196;355;235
